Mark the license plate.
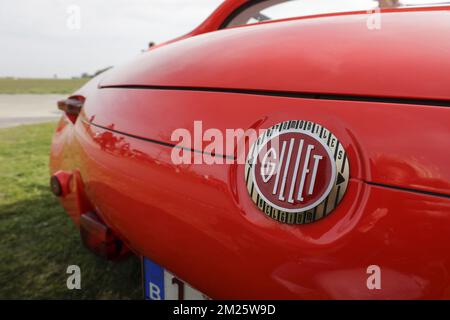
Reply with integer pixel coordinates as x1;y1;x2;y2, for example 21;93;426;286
143;257;209;300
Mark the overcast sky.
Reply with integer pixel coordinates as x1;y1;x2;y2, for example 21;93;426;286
0;0;223;78
0;0;444;78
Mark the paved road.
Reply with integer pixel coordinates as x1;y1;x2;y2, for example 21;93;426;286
0;94;64;129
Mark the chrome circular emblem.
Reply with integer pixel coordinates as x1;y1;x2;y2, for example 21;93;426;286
245;120;349;224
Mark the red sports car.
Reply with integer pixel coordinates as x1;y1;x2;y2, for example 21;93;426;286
50;0;450;299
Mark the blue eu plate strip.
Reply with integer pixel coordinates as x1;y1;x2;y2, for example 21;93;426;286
143;257;165;300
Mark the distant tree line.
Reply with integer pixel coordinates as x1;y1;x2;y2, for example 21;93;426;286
377;0;400;7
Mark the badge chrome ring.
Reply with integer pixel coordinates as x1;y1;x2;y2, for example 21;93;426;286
244;120;350;225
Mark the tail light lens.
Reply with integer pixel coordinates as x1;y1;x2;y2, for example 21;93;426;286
57;95;85;123
79;212;129;260
50;170;72;197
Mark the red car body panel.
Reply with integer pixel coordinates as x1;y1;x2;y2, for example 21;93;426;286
106;8;450;102
81;89;450;197
50;3;450;299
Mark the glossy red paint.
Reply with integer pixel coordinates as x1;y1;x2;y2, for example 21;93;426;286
104;8;450;101
50;3;450;299
78;89;450;197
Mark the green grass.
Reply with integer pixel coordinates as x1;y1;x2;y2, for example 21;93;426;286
0;78;90;94
0;123;142;299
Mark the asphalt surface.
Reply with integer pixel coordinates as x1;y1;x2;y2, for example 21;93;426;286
0;94;64;129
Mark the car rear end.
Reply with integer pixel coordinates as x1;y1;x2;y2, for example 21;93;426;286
50;7;450;299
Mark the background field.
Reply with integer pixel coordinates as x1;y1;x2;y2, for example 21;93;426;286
0;123;141;299
0;78;89;94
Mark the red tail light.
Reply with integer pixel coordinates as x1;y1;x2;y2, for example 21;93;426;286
50;170;73;197
57;95;85;123
79;212;129;260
